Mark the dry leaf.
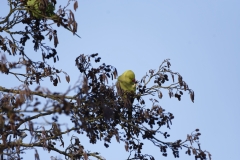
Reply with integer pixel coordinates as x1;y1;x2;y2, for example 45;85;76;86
83;151;88;160
124;142;129;152
49;34;52;41
65;75;70;83
74;1;78;11
158;91;163;99
54;35;59;48
190;91;194;103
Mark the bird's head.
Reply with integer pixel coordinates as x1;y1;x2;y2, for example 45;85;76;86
124;70;136;84
117;70;137;92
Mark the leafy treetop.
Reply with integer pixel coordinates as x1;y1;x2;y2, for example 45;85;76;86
0;0;210;160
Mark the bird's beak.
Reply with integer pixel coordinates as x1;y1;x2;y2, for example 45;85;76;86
132;79;137;83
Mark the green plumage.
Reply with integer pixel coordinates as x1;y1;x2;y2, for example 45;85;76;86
116;70;136;138
27;0;55;19
116;70;136;94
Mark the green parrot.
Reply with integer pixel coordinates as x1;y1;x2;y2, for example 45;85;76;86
116;70;136;138
116;70;136;100
27;0;55;19
26;0;81;38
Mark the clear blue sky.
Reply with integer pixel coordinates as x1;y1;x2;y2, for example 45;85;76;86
1;0;240;160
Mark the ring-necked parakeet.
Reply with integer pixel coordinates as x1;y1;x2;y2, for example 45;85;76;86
116;70;136;101
26;0;81;38
116;70;136;137
27;0;55;19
